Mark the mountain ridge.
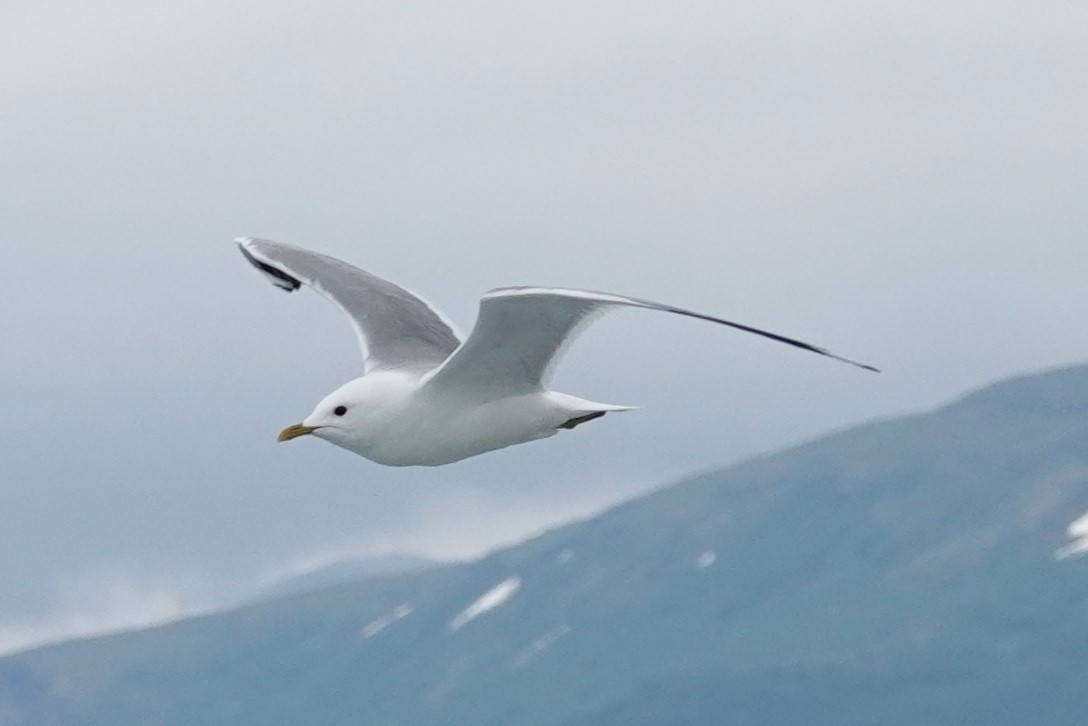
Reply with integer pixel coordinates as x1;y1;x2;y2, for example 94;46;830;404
4;362;1088;725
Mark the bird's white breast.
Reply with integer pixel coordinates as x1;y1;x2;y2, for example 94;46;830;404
359;388;565;466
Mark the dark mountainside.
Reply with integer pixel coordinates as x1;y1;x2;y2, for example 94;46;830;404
4;364;1088;725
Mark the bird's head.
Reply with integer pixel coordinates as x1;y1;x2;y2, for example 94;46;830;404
277;376;388;452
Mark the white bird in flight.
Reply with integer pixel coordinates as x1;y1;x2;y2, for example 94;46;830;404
238;238;876;466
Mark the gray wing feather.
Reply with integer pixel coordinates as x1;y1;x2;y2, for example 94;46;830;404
237;238;461;372
424;286;876;394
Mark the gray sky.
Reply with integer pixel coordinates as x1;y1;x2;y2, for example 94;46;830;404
2;0;1086;653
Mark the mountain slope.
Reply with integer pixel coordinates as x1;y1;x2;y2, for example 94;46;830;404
4;363;1088;725
250;554;440;603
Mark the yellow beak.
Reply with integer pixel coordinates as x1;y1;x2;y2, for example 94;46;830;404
278;423;317;442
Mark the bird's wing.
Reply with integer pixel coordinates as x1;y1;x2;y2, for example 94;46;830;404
422;286;876;395
237;237;461;373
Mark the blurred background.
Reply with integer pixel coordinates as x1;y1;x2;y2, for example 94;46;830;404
1;0;1085;654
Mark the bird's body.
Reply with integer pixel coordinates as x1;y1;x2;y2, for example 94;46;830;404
238;237;875;467
304;370;625;466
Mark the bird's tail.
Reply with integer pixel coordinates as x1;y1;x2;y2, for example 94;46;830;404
549;393;638;430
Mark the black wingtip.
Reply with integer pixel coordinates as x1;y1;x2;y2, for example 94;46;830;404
831;355;881;373
666;306;880;374
237;239;302;292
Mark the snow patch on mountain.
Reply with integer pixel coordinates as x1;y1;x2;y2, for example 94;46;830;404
511;624;571;668
359;602;414;639
1056;511;1088;559
449;576;521;632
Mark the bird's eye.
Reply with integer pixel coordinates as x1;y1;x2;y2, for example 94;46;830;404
334;405;348;416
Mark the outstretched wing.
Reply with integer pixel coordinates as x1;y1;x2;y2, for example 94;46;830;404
423;286;876;394
237;237;461;373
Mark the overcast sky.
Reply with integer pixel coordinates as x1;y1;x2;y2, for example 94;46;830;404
1;0;1086;654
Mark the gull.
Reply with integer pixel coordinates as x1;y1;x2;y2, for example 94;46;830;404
238;238;876;466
